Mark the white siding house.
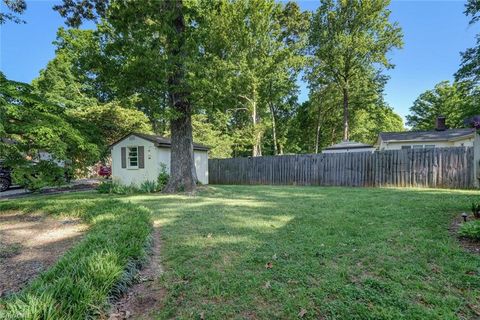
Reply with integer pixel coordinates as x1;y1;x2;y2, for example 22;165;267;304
111;133;209;186
376;128;476;151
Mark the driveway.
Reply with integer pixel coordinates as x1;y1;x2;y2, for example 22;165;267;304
0;186;30;198
0;179;101;200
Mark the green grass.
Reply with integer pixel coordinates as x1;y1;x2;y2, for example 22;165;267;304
0;193;152;319
1;186;479;319
132;186;480;319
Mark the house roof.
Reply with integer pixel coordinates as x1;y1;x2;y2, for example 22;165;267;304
379;128;475;143
324;140;375;150
110;132;210;151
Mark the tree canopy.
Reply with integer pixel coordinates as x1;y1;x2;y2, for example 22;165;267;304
1;0;415;191
308;0;403;141
407;81;479;130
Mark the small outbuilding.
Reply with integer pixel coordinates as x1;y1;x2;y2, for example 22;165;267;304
322;141;376;154
110;133;209;186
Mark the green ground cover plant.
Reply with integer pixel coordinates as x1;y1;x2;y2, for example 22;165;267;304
1;186;479;319
0;193;152;319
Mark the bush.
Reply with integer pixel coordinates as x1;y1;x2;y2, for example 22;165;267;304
471;202;480;218
157;163;170;191
140;180;158;193
459;220;480;241
97;165;170;194
97;181;139;195
12;161;66;192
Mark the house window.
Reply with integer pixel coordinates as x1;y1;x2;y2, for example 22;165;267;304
425;145;435;149
412;145;423;149
128;147;138;168
401;146;411;150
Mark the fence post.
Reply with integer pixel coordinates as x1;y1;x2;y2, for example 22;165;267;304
474;132;480;188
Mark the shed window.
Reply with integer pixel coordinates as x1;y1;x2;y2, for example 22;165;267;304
128;147;138;168
424;145;435;149
412;145;423;149
401;146;411;150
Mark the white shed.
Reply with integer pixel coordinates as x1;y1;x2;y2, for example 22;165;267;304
322;141;376;154
110;133;209;186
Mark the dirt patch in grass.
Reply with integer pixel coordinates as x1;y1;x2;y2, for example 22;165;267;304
109;226;165;320
0;212;86;297
450;213;480;255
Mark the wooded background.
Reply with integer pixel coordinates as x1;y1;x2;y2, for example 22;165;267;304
209;147;475;189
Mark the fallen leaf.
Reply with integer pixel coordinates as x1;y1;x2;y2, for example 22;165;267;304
263;281;271;289
207;233;212;238
265;262;273;269
200;311;205;319
272;253;277;260
298;308;307;318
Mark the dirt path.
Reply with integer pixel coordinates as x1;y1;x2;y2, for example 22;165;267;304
0;212;86;297
109;226;165;320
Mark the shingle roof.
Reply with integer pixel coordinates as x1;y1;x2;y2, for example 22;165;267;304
379;128;475;142
324;140;375;150
111;133;210;151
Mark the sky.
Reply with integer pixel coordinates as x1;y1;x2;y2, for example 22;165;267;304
1;0;479;123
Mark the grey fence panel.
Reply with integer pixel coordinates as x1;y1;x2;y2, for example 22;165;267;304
208;147;475;189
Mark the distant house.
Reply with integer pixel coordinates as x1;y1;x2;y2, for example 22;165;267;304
110;133;209;186
322;140;376;154
377;116;476;151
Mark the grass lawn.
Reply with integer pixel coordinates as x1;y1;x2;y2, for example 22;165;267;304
1;185;480;319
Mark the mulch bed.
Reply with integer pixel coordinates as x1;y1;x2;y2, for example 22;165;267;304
0;212;86;297
450;213;480;255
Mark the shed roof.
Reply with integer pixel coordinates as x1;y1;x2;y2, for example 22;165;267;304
379;128;475;143
110;133;210;151
324;140;375;150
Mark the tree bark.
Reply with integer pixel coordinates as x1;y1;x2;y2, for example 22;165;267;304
315;103;322;153
252;86;262;157
342;85;349;141
163;0;196;193
269;102;278;155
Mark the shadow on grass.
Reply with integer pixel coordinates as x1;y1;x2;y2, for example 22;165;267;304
131;186;480;319
0;194;152;319
1;186;479;319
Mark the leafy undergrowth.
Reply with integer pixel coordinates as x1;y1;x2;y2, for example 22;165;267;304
127;186;480;319
0;193;152;319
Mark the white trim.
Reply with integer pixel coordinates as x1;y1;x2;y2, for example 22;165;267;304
127;146;139;170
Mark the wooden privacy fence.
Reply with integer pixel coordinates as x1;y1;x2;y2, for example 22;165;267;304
208;147;475;189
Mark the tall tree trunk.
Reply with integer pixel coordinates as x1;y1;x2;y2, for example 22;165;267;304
269;102;278;155
315;103;322;153
252;87;262;157
342;85;349;141
164;0;196;193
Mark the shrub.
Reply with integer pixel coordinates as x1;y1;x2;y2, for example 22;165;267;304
97;181;113;194
97;181;139;195
12;161;66;192
459;220;480;241
140;180;158;193
157;163;170;191
471;202;480;218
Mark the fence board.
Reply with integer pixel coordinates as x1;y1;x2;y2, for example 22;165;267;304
208;147;475;189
